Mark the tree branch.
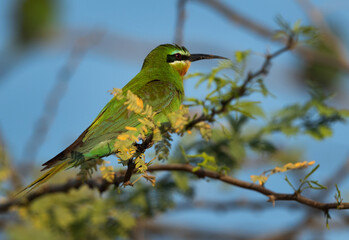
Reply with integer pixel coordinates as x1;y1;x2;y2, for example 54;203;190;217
147;164;349;211
2;163;348;213
122;133;154;186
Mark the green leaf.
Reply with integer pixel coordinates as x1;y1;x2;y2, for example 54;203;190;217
292;19;302;32
235;50;251;63
338;109;349;118
309;180;327;190
305;129;322;140
303;164;320;181
273;30;287;39
318;125;332;138
312;100;336;117
280;126;299;136
326;211;331;229
188;152;218;172
256;78;271;97
135;155;147;173
179;145;189;163
154;132;172;161
233;101;265;118
172;172;190;192
334;184;343;207
285;175;297;191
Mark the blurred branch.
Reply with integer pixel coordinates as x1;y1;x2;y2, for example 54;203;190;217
192;0;273;38
176;199;302;211
21;31;104;162
258;211;349;240
138;213;349;240
0;50;21;85
258;216;313;240
136;219;250;240
192;0;349;74
296;0;346;58
174;0;188;45
0;176;123;213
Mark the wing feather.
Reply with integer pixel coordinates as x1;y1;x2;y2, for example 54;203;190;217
84;80;177;141
42;80;180;169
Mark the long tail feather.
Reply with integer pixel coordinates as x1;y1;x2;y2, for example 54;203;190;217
16;161;70;196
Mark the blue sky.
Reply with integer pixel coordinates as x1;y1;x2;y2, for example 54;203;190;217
1;0;349;238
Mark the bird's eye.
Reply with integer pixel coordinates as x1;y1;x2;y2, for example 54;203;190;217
174;53;182;60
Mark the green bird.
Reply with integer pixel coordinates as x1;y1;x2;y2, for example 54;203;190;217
22;43;226;192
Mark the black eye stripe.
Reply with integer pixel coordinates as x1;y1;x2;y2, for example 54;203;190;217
167;54;189;63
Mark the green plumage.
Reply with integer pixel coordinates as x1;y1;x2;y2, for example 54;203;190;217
20;43;225;192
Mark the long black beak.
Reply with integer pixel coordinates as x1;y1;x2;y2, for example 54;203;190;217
189;54;228;62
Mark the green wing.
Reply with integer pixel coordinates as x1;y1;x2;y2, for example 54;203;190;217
42;79;181;170
76;80;180;158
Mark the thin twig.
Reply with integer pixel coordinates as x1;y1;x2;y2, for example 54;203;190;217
123;160;136;186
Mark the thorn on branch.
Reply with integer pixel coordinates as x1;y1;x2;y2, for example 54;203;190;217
268;195;276;207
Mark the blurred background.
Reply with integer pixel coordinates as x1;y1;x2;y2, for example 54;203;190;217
1;0;349;239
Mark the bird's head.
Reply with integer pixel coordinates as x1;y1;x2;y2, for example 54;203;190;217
142;44;227;77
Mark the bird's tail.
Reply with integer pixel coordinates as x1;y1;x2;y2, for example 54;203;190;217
16;161;71;196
